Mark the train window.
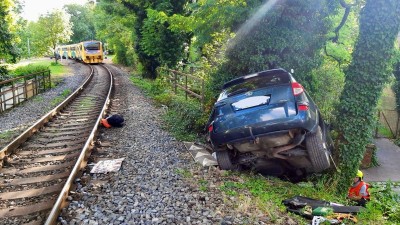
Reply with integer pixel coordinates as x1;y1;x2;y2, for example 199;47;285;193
84;42;100;50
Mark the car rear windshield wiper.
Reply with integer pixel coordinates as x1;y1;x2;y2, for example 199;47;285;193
227;88;249;97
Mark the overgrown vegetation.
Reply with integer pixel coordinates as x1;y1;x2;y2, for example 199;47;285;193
50;88;71;106
129;73;206;141
335;0;400;192
132;62;400;224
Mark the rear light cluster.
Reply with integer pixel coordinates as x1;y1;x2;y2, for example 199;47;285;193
298;105;309;111
291;82;304;96
208;123;213;132
291;82;308;111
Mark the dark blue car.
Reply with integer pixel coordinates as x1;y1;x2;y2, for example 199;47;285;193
206;69;333;176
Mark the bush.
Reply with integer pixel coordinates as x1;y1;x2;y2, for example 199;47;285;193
358;182;400;224
10;64;49;77
163;96;208;141
130;73;208;141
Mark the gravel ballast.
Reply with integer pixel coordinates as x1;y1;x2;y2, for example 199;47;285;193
1;60;288;225
0;61;89;148
58;63;232;225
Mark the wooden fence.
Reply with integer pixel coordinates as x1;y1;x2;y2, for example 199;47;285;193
376;109;400;139
160;67;205;108
0;70;51;113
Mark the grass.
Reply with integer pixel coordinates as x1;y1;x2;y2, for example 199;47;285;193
0;130;15;139
377;125;394;138
50;89;71;106
29;59;69;76
175;168;192;178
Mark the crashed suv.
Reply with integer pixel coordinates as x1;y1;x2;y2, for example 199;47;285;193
206;68;333;176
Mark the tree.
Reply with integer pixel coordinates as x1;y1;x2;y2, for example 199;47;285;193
336;0;400;191
0;0;20;64
208;0;339;95
93;0;137;66
64;4;96;43
29;10;73;59
119;0;187;79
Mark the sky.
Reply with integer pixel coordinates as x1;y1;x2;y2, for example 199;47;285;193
21;0;88;21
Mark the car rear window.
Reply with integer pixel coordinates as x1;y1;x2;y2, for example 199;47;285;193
218;71;290;100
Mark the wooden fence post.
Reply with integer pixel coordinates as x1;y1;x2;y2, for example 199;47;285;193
48;70;51;89
396;112;400;139
12;83;16;108
376;110;380;138
174;71;177;94
24;78;28;101
185;73;188;100
201;79;205;110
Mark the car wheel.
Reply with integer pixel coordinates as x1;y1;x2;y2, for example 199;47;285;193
306;126;331;172
216;150;239;171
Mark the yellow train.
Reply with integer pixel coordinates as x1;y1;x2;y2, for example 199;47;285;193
55;40;104;64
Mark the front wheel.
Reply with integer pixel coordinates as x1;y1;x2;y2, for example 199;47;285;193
306;126;331;173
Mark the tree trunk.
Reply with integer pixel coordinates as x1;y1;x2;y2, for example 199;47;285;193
336;0;400;191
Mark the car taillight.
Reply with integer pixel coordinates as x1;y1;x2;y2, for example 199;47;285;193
292;82;304;96
298;104;309;111
208;124;213;132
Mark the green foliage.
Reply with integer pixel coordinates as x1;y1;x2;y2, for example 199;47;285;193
94;0;137;67
27;10;73;56
175;168;192;178
187;0;262;48
198;179;208;192
0;0;19;62
308;59;345;124
163;96;206;141
104;0;187;78
208;0;339;96
324;2;361;68
0;66;8;76
130;72;208;141
140;9;186;69
0;130;14;139
393;55;400;112
50;89;71;106
10;64;49;77
336;0;400;192
64;4;96;43
358;182;400;224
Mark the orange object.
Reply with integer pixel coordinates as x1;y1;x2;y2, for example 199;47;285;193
328;213;358;223
348;181;370;200
101;118;111;128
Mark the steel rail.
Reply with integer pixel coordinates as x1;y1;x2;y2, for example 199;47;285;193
44;64;113;225
0;65;94;166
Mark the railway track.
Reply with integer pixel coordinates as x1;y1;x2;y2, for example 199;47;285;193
0;64;113;225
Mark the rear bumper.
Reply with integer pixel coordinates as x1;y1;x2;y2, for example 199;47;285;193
209;111;318;147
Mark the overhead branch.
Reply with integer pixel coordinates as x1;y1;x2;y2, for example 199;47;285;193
324;44;342;67
330;0;359;43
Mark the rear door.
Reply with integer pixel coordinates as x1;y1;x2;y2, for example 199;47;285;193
213;71;297;133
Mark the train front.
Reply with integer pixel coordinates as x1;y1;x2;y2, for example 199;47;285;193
82;41;103;64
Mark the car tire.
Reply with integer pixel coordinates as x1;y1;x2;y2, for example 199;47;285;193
306;126;331;173
216;150;239;171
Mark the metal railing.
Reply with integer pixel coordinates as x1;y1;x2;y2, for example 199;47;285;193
0;70;51;113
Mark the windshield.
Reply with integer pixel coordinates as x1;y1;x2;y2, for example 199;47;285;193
84;42;100;51
218;72;290;101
